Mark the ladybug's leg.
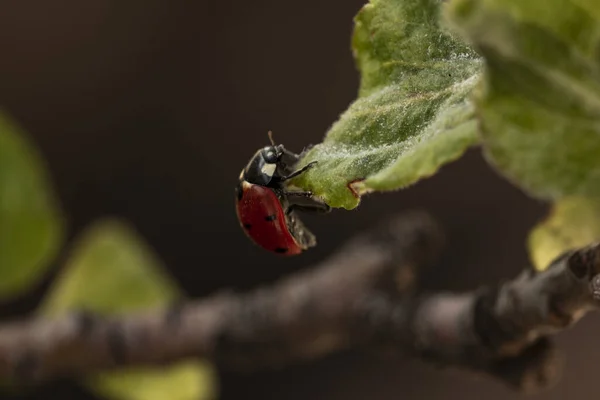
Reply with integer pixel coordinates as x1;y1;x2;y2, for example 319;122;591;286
276;145;316;176
279;144;314;160
282;190;313;198
300;144;314;156
278;146;301;162
286;203;331;215
285;192;331;214
279;161;318;181
275;145;301;172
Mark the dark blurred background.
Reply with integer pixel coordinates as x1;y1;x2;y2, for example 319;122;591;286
0;1;597;399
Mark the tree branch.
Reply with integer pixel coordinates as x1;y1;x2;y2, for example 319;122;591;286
0;211;598;392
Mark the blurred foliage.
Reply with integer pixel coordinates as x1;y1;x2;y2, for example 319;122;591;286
528;197;600;271
91;362;216;400
0;0;599;398
0;112;63;299
447;0;600;201
40;220;180;314
446;0;600;270
41;220;217;400
291;0;482;209
0;109;216;399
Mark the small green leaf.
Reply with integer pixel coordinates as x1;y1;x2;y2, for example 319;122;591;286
41;220;178;314
0;112;63;299
446;0;600;201
41;220;217;400
291;0;482;209
528;197;600;271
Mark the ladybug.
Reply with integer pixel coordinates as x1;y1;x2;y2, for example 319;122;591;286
235;132;330;255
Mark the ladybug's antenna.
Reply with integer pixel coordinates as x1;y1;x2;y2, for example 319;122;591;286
267;130;276;146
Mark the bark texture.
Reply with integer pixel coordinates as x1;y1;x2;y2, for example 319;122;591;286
0;211;597;393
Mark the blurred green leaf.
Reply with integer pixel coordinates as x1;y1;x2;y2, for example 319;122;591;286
446;0;600;201
0;112;63;299
528;197;600;271
90;362;216;400
41;220;178;314
291;0;482;209
41;219;217;400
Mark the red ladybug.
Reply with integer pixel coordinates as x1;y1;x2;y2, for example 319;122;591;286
235;132;330;255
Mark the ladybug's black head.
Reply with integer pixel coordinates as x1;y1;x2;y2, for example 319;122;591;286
241;145;283;186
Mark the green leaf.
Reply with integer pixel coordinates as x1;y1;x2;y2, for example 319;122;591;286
0;111;63;299
446;0;600;201
290;0;482;209
40;220;178;314
41;220;217;400
528;197;600;271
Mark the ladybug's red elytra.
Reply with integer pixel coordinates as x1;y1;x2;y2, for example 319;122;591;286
235;132;330;255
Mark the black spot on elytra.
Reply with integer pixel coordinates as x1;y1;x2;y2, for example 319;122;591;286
107;323;127;364
274;247;288;253
244;223;252;230
265;214;277;222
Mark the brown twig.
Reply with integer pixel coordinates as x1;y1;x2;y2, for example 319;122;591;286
0;211;598;392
